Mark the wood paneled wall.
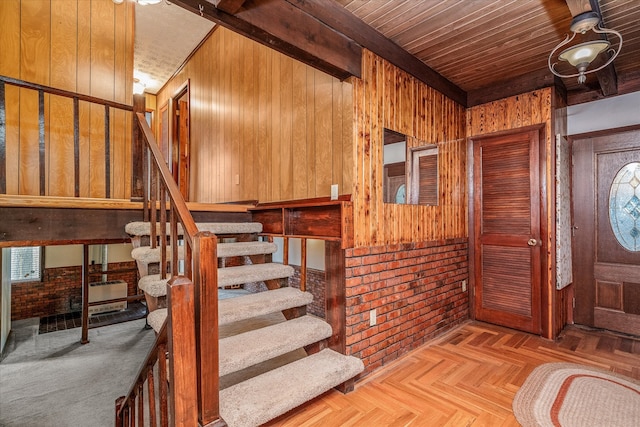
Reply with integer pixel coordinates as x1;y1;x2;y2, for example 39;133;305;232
0;0;134;199
155;26;352;204
351;50;467;247
466;89;552;138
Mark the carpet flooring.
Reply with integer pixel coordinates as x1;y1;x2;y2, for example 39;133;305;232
0;317;155;427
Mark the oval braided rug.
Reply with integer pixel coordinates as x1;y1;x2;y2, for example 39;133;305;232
513;362;640;427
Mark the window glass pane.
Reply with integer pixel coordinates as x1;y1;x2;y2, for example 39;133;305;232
11;247;41;282
609;162;640;252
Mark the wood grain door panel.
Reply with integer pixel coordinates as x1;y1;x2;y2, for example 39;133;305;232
572;128;640;336
472;128;542;334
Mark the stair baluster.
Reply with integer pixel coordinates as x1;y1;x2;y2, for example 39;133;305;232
116;113;223;426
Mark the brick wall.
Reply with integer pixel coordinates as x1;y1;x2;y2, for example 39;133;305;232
289;266;326;319
11;262;138;321
345;238;469;376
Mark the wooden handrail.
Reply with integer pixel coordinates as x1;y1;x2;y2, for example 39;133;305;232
116;113;222;426
0;75;133;111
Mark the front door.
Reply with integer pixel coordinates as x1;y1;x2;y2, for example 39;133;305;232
471;127;543;334
572;128;640;335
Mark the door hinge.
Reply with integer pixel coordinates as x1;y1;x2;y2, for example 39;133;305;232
572;297;576;309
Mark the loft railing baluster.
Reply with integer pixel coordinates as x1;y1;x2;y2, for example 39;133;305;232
73;97;80;197
38;90;45;196
0;80;7;194
105;105;111;198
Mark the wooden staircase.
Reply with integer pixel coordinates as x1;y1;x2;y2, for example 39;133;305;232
126;220;363;426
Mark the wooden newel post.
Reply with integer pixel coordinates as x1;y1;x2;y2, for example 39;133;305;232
167;276;199;426
193;233;226;426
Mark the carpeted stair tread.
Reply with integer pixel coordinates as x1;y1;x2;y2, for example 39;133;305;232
125;221;262;236
131;242;276;266
219;315;332;377
219;287;313;326
218;263;294;288
218;241;277;258
220;348;365;427
147;308;167;333
131;245;185;265
138;274;170;298
137;262;292;297
145;287;313;332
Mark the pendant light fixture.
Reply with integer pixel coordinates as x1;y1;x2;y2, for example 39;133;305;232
548;11;622;84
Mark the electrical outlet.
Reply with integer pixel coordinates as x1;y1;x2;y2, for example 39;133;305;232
330;184;338;200
369;309;377;326
462;280;467;292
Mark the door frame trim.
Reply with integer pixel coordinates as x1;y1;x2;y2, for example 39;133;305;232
468;123;547;334
170;79;191;200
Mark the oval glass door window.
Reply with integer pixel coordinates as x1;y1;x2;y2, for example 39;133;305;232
609;162;640;252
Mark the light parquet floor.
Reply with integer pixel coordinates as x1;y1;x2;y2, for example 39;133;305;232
265;321;640;427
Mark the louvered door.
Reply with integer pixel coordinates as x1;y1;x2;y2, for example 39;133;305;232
472;128;542;334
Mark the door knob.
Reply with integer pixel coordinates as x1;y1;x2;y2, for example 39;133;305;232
527;238;537;246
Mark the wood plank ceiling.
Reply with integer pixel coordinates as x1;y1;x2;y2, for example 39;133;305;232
334;0;640;105
155;0;640;106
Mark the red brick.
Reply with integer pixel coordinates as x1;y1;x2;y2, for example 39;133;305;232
345;238;470;374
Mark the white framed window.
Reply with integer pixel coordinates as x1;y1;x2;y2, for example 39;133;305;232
10;247;42;282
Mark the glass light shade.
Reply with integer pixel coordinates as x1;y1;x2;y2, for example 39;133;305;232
558;40;610;67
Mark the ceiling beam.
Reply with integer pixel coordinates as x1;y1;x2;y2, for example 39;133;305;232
467;69;561;107
567;70;640;105
589;0;618;97
564;0;593;17
284;0;466;106
212;0;247;14
170;0;362;81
